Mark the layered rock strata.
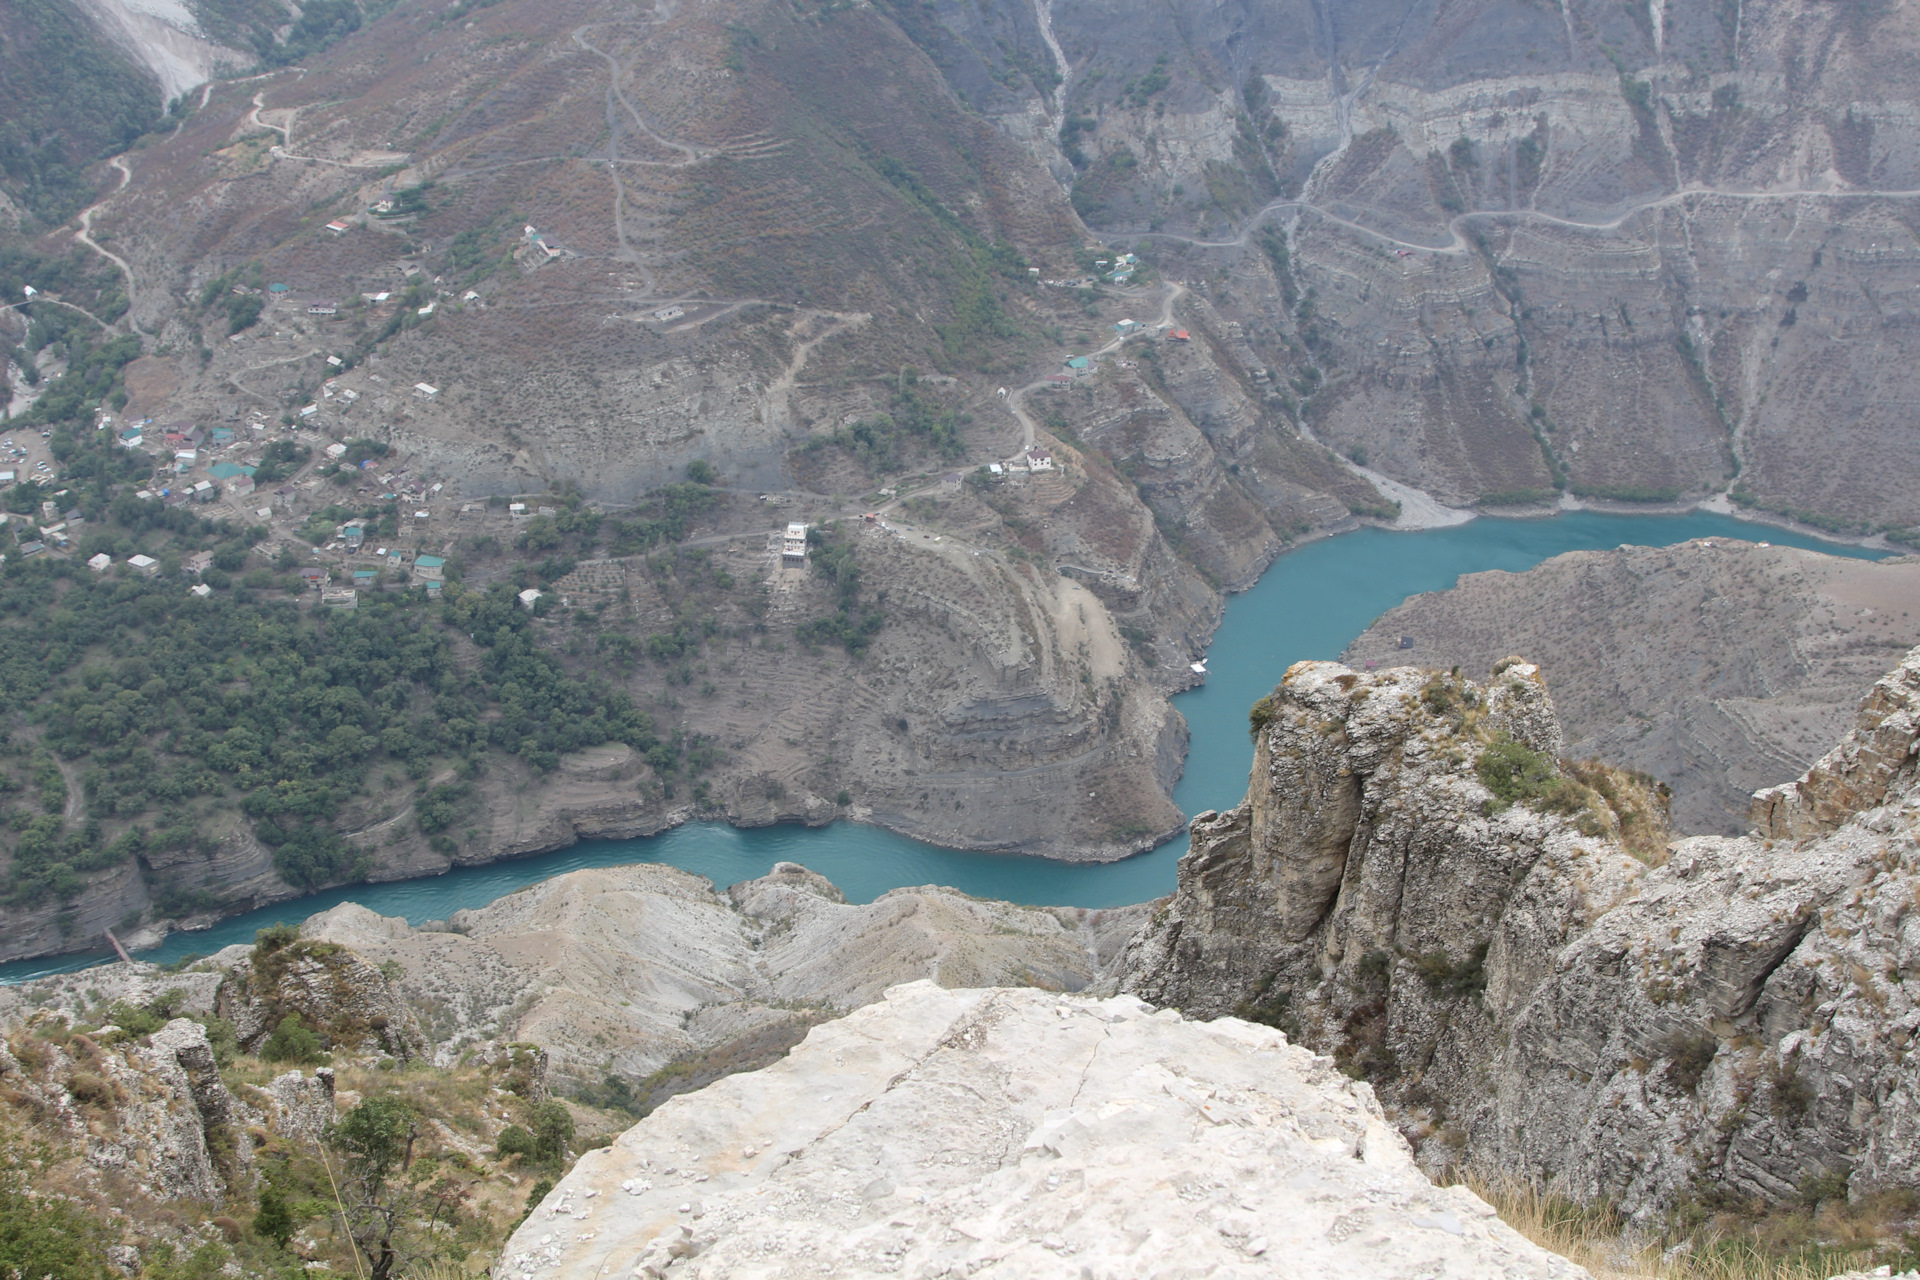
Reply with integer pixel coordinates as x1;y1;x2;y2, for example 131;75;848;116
502;980;1588;1280
1124;648;1920;1215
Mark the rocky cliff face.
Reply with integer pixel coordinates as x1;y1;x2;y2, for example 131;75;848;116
1343;540;1920;834
0;1006;334;1208
501;980;1589;1280
1124;647;1920;1216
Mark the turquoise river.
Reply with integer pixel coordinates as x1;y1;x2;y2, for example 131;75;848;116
0;510;1886;983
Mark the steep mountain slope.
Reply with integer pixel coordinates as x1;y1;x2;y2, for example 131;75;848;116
1343;541;1920;834
0;0;1400;964
903;0;1920;531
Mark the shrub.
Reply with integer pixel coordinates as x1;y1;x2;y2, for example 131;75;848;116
1772;1065;1813;1121
1663;1028;1718;1094
494;1124;535;1159
0;1157;112;1279
254;922;298;953
1412;941;1488;999
1248;694;1277;742
260;1016;325;1065
252;1185;296;1247
66;1071;114;1107
1476;736;1587;815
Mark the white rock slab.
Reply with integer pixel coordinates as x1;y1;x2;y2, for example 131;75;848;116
503;980;1588;1279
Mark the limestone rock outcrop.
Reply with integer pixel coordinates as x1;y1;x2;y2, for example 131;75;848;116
215;934;427;1061
0;1014;292;1204
1124;647;1920;1216
501;981;1588;1280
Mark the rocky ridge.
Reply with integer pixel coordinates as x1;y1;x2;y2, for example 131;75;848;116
502;980;1589;1280
299;860;1146;1088
1342;540;1920;834
1123;644;1920;1216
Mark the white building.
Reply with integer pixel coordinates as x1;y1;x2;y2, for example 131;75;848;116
86;553;111;573
782;522;808;567
517;588;544;611
127;554;159;577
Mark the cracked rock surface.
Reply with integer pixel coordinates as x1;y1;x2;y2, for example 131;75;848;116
501;980;1587;1279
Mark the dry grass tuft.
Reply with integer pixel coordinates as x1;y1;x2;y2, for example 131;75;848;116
1462;1173;1886;1280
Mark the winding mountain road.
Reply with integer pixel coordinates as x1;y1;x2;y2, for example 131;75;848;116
998;280;1186;458
1126;182;1920;259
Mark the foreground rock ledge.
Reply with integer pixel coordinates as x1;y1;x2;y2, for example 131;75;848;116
503;980;1586;1279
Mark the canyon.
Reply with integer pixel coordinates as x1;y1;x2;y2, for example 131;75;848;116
1;0;1919;965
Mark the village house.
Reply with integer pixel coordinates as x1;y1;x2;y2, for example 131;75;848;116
127;554;159;576
517;588;543;610
412;554;445;582
86;553;111;573
782;521;809;568
182;551;214;578
1026;448;1056;473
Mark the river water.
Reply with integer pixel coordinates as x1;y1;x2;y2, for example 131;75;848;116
0;511;1884;982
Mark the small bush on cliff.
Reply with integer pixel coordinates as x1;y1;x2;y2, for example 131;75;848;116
1476;736;1585;815
1248;694;1277;742
1663;1028;1719;1095
1412;941;1489;999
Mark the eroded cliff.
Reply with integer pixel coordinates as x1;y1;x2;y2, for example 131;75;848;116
1124;647;1920;1216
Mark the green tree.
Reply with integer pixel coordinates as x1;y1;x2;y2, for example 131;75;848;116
252;1183;297;1247
528;1099;575;1164
329;1096;427;1280
260;1015;325;1065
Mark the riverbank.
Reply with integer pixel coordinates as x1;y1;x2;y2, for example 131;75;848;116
2;508;1888;982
